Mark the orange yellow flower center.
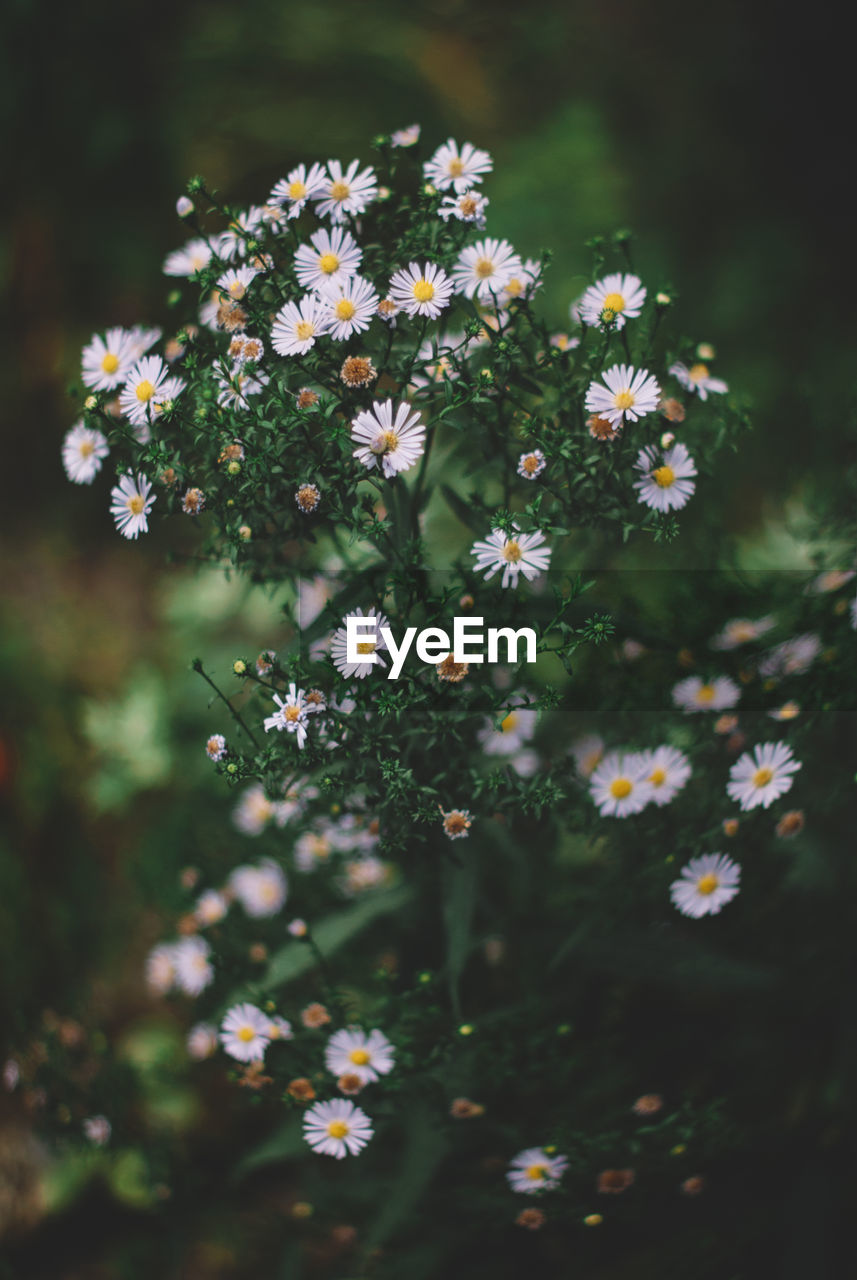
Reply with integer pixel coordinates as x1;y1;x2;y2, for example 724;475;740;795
335;299;356;321
318;253;339;274
503;540;522;563
136;379;155;402
500;712;519;733
696;684;716;703
613;390;635;410
295;321;315;341
329;181;350;201
753;766;774;788
610;778;632;799
348;1048;371;1066
603;291;626;313
696;874;719;896
101;352;119;373
127;495;145;515
289;180;307;200
412;278;435;302
448;157;465;177
327;1120;350;1138
653;465;676;487
475;257;495;279
284;705;302;722
237;1026;256;1043
79;440;94;457
650;768;667;786
525;1164;548;1181
356;641;377;655
689;363;709;382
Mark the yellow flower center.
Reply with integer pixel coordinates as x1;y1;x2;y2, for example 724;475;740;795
318;253;340;274
522;455;539;473
753;766;774;788
356;641;377;655
327;1120;350;1138
650;768;667;786
653;465;676;488
295;321;315;341
127;495;145;516
500;712;519;733
289;180;307;200
79;440;95;458
689;363;710;382
329;181;350;201
284;705;302;722
237;1026;256;1043
730;623;755;642
229;280;246;298
101;352;119;374
459;196;478;215
348;1048;371;1066
135;379;155;402
335;299;356;321
613;390;635;410
448;157;465;176
505;278;523;296
412;278;435;302
371;431;399;455
609;778;632;799
696;684;716;703
696;874;719;896
525;1164;548;1181
474;257;495;279
778;702;800;720
603;291;626;313
503;540;522;562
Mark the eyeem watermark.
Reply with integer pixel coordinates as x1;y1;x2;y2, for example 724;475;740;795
347;615;537;680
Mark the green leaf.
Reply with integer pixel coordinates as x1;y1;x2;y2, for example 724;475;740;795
440;483;485;533
363;1106;448;1250
442;853;478;1021
230;1117;305;1184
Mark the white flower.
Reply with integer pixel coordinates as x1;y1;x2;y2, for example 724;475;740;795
331;607;389;679
633;442;697;513
424;138;492;192
589;751;654;817
471;525;551;589
119;355;184;426
478;706;538;756
303;1098;373;1159
727;742;801;810
351;398;426;478
571;733;604;778
2;1059;20;1091
388;261;454;319
174;936;214;996
163;238;212;277
324;1027;395;1084
205;733;227;761
267;1016;293;1042
217;207;264;260
585;363;661;427
186;1023;218;1060
176;196;194;217
220;1003;271;1062
110;473;155;540
807;569;856;594
289;918;308;937
62;421;109;484
710;616;776;650
264;683;310;746
506;1147;569;1194
321;274;379;340
294;226;362;291
672;675;740;714
81;327;137;391
579;272;646;329
391;123;420;147
517;449;546;481
194;888;228;926
126;325;162;361
233;783;275;836
670;361;728;400
216;364;270;410
452;237;522;300
83;1116;111;1146
271;295;330;357
314;160;378;223
269;162;327;218
145;942;178;994
438;191;489;225
230;859;288;917
768;700;801;722
217;265;258;301
497;258;542;307
670;853;740;918
637;745;692;806
410;336;462;389
758;633;822;678
341;855;389;896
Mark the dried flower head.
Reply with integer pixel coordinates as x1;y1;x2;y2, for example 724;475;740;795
296;387;319;409
437;655;469;683
287;1077;316;1101
722;818;740;837
441;807;473;839
450;1097;485;1119
659;397;686;422
340;355;378;388
295;483;321;513
515;1208;546;1230
776;809;805;838
681;1175;707;1196
587;414;620;441
301;1002;331;1029
337;1072;364;1095
182;487;205;515
632;1093;663;1116
597;1168;636;1194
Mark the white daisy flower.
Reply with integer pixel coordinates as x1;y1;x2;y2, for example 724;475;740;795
391;123;420;147
424;138;493;192
517;449;546;480
331;607;389;679
438;191;489;225
637;745;692;806
452;238;522;300
768;700;801;722
118;355;182;426
388;261;454;319
81;327;137;391
294;827;336;872
194;889;228;926
269;162;327;219
670;853;741;918
672;675;740;714
633;442;697;513
341;855;389;896
271;295;330;357
727;742;801;810
710;616;776;650
550;332;580;352
294;226;363;291
186;1023;218;1060
324;1027;395;1084
216;265;258;301
321;274;379;340
233;783;275;836
758;633;822;679
176;196;194;218
585;364;661;427
263;683;310;747
314;160;378;223
229;859;288;917
217;207;264;261
174;936;214;996
126;325;162;362
110;473;155;540
205;733;227;761
351;398;426;478
163;238;212;278
497;258;542;307
571;733;605;778
62;421;109;484
145;942;178;994
807;569;856;594
478;706;538;755
589;751;654;817
669;361;728;400
220;1002;271;1062
303;1098;373;1159
506;1147;569;1194
579;272;647;329
216;365;270;410
267;1016;293;1042
83;1116;111;1146
471;525;551;589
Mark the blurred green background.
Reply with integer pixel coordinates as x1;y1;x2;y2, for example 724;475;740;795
1;0;853;1272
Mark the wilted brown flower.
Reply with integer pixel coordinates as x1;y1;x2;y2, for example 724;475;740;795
437;655;469;683
632;1093;663;1116
587;414;619;441
776;809;805;839
301;1002;331;1029
340;355;377;388
515;1208;546;1230
450;1097;485;1119
295;387;319;409
337;1073;364;1096
680;1175;707;1196
658;397;686;423
286;1077;316;1102
597;1168;635;1194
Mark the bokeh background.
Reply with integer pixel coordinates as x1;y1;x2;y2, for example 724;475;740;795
1;0;853;1273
